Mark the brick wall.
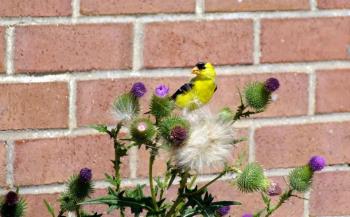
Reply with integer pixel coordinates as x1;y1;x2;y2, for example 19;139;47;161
0;0;350;216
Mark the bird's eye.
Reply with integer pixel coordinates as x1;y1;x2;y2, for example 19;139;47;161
196;62;206;70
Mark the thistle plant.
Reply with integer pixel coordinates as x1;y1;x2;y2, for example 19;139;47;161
39;75;326;217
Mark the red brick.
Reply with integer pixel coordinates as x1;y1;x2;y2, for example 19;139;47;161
136;147;168;178
318;0;350;9
143;20;253;68
0;0;71;17
255;122;350;169
261;17;350;63
206;0;309;12
15;24;132;73
14;135;129;186
316;69;350;114
0;142;6;187
77;73;307;126
23;189;119;217
310;171;350;216
81;0;195;15
208;178;304;217
0;27;4;73
0;82;68;130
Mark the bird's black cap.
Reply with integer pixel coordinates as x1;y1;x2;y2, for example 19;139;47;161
195;62;206;70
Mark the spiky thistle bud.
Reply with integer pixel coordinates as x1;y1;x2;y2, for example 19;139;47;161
112;93;140;122
309;156;326;172
130;118;156;144
289;165;313;193
265;77;280;92
244;82;271;111
59;168;94;212
159;116;189;146
267;182;282;196
217;206;230;216
130;82;147;98
1;191;26;217
236;163;269;193
149;86;175;119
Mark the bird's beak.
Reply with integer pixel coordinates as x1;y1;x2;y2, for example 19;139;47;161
192;67;200;75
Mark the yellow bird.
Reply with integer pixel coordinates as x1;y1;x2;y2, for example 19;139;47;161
171;62;217;110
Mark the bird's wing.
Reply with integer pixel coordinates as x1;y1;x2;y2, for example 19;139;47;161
171;82;194;100
214;85;217;92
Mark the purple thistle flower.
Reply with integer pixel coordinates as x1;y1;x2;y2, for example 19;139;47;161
170;126;187;146
242;214;253;217
217;206;230;216
155;84;169;97
5;191;19;206
79;168;92;183
265;77;280;92
268;182;282;196
131;82;147;98
309;156;326;172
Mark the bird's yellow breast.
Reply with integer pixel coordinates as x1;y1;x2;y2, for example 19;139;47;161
175;79;216;110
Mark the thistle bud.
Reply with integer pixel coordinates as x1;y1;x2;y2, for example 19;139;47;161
309;156;326;172
217;206;230;216
236;163;269;193
289;165;313;193
265;77;280;92
5;191;18;206
159;116;189;146
130;82;147;98
79;168;92;183
170;126;187;146
149;85;175;119
267;182;282;196
244;82;271;111
1;191;26;217
130;118;156;144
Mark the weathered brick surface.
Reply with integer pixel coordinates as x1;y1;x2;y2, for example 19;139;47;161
0;0;71;17
143;20;253;68
0;142;6;187
310;171;350;216
15;24;133;73
318;0;350;9
0;27;4;73
81;0;196;15
261;17;350;63
0;82;68;130
206;0;309;12
255;122;350;168
316;69;350;114
14;135;129;186
208;178;304;217
77;73;307;126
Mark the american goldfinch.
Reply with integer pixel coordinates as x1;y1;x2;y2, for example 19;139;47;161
171;62;217;110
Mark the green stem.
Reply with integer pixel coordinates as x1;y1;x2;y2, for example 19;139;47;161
264;189;293;217
149;152;159;211
165;171;190;217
